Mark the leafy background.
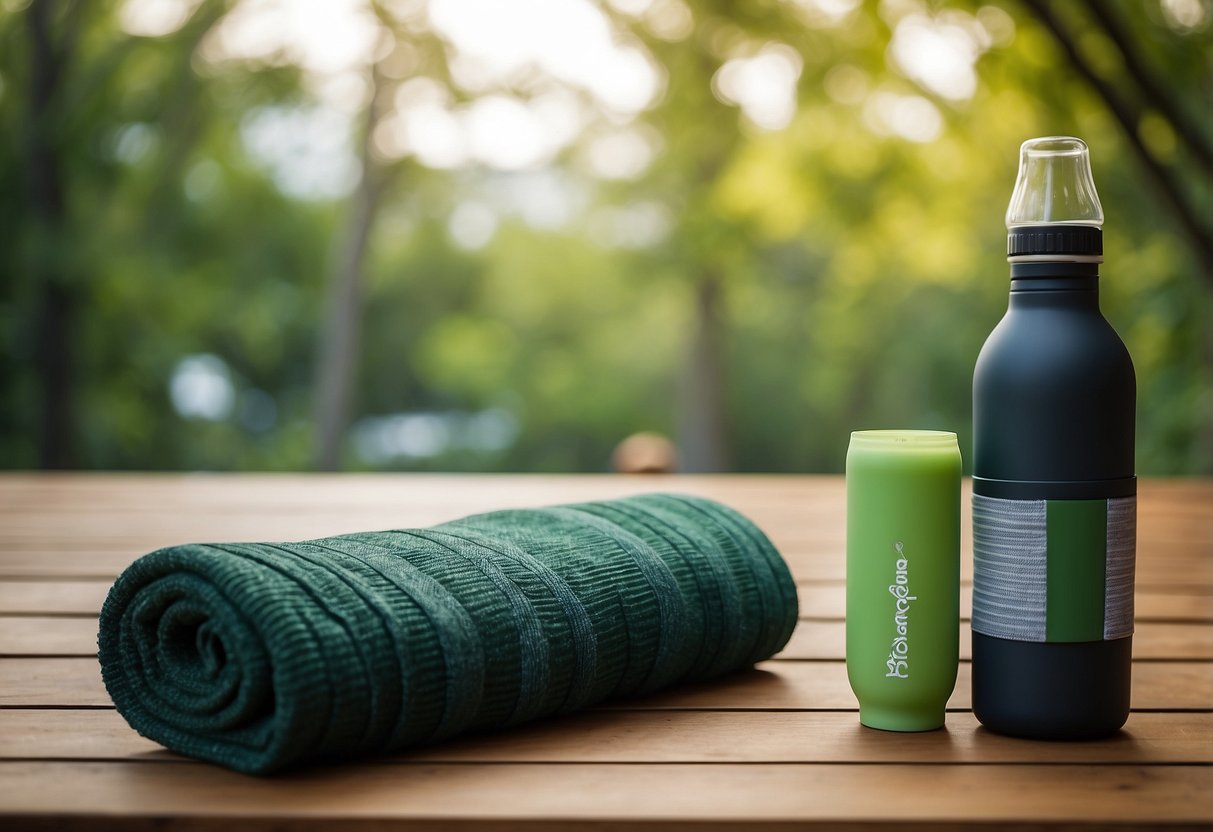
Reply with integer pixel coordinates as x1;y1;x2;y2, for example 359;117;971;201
2;0;1210;474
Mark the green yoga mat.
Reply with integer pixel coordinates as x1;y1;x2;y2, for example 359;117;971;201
98;493;798;774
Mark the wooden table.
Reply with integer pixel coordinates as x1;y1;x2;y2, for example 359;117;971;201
1;475;1210;831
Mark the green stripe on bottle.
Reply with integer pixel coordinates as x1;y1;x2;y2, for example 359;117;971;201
1045;499;1108;642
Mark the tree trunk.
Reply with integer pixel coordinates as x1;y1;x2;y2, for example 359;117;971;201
677;273;731;472
313;70;390;471
26;0;74;468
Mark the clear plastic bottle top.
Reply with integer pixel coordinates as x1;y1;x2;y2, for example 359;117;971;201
1005;136;1104;229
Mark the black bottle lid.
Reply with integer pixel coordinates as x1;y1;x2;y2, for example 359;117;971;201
1007;224;1102;258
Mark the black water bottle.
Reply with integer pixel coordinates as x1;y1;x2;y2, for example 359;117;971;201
971;136;1136;739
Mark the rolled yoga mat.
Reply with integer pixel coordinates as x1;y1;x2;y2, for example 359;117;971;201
98;493;798;774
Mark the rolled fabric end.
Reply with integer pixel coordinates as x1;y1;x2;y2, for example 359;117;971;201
98;493;798;774
99;545;298;774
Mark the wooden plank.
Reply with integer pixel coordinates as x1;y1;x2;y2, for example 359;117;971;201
0;761;1210;828
0;475;837;552
1129;620;1213;660
1;474;1205;523
3;579;1208;623
0;476;717;573
1;477;1209;584
4;538;1209;585
1135;589;1213;621
3;657;1210;712
0;580;111;615
779;621;1213;661
0;658;110;707
5;615;1209;660
0;473;836;506
3;541;1206;585
2;708;1210;765
0;618;99;656
619;660;1213;713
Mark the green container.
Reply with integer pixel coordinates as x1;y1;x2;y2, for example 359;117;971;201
846;430;961;731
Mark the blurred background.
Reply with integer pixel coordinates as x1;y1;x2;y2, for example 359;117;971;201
1;0;1210;474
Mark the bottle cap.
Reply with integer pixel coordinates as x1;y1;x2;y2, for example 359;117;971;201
1005;137;1103;261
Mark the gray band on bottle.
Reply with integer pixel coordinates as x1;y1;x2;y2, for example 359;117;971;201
1104;497;1136;640
972;494;1047;642
972;494;1136;643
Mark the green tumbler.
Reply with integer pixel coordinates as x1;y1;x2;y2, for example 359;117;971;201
846;430;961;731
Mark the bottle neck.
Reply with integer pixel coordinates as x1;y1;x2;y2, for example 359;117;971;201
1008;261;1101;307
1009;261;1100;280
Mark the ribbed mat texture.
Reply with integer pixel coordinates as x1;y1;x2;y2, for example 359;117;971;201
98;493;798;774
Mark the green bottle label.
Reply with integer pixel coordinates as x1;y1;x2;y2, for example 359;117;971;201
972;494;1136;643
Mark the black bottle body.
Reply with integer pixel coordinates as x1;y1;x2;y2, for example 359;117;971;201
972;266;1136;739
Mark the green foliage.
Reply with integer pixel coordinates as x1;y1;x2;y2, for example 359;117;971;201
1;0;1209;473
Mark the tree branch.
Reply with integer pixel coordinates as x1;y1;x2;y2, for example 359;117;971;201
1080;0;1213;173
1020;0;1213;289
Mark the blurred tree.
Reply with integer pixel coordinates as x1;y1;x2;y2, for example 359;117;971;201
4;0;233;467
311;4;456;470
1;0;1209;475
312;46;392;472
22;0;75;468
1;0;325;469
8;0;229;470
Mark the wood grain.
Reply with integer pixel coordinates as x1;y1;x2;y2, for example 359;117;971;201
3;657;1210;712
0;580;111;615
2;708;1210;765
5;579;1210;622
0;762;1210;828
1;476;1208;582
1;474;1210;832
6;614;1209;660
